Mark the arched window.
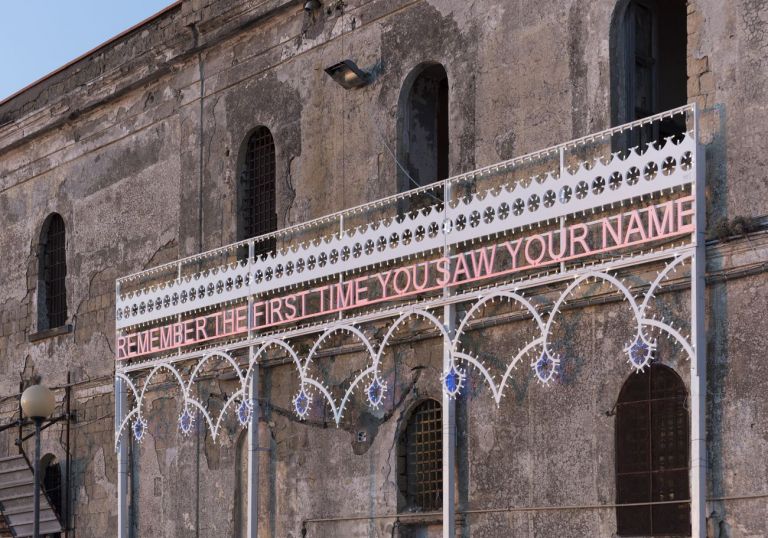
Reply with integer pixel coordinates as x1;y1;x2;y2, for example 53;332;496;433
612;0;687;141
38;214;67;330
397;399;442;511
397;64;449;193
41;453;64;535
238;126;276;256
616;363;690;536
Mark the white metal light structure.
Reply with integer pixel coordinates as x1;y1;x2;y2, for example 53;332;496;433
324;60;372;88
114;105;705;537
21;384;56;538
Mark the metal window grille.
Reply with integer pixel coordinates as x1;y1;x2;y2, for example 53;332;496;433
239;126;277;256
43;215;67;329
402;399;442;511
616;363;690;536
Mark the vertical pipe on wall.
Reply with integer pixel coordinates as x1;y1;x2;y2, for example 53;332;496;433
690;104;707;537
116;376;129;538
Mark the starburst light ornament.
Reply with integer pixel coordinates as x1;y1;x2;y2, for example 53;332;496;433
178;408;194;435
442;364;465;398
625;333;656;371
366;376;387;409
532;349;559;385
293;387;311;419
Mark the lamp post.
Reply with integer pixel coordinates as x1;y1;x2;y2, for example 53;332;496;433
20;384;56;538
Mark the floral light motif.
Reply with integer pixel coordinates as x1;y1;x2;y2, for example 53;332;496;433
293;387;311;420
442;364;465;398
133;417;147;442
533;350;559;385
366;377;386;409
178;408;194;435
625;334;655;371
237;400;252;427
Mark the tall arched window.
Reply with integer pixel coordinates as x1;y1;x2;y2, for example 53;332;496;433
38;214;67;330
612;0;687;141
397;399;442;511
238;126;276;256
616;363;690;536
397;64;449;193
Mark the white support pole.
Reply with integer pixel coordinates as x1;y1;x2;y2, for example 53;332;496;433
247;238;261;538
690;104;707;537
442;304;456;538
442;179;456;538
115;376;129;538
247;363;260;538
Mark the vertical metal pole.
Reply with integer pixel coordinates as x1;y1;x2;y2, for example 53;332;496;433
442;179;456;538
64;373;71;538
247;364;260;538
247;239;260;538
690;104;707;537
33;418;41;538
116;377;129;538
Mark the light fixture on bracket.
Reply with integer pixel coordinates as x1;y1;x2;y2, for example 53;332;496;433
324;60;372;89
304;0;321;11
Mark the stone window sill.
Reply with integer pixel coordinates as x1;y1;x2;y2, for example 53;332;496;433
29;324;73;342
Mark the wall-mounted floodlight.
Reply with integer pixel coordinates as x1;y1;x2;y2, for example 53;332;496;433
304;0;321;12
324;60;372;89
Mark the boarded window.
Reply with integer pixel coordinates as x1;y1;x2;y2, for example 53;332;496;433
398;399;442;511
238;126;277;256
39;214;67;330
616;363;690;536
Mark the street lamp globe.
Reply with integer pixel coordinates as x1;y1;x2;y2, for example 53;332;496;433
20;384;56;419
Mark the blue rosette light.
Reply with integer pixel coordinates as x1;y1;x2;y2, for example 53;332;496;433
625;333;655;371
178;408;194;435
236;399;252;427
442;364;465;398
133;417;147;442
532;350;559;385
293;387;311;419
366;376;386;409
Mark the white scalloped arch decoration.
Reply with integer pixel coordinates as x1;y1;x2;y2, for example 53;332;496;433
115;252;694;446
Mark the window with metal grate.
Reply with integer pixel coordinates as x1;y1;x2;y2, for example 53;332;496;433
616;363;690;536
238;126;277;256
398;399;443;512
39;214;67;330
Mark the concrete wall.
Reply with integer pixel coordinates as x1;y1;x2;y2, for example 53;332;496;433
0;0;767;536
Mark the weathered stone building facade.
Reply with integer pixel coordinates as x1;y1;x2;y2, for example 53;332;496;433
0;0;767;537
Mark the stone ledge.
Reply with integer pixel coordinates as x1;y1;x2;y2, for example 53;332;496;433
28;324;73;343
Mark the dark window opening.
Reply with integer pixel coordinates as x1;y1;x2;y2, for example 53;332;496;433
238;126;277;257
616;363;690;536
613;0;687;146
397;399;443;512
41;455;63;536
398;64;449;203
38;214;67;330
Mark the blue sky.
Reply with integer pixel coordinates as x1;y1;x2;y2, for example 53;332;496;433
0;1;175;101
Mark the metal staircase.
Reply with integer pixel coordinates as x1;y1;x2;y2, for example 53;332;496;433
0;455;62;537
